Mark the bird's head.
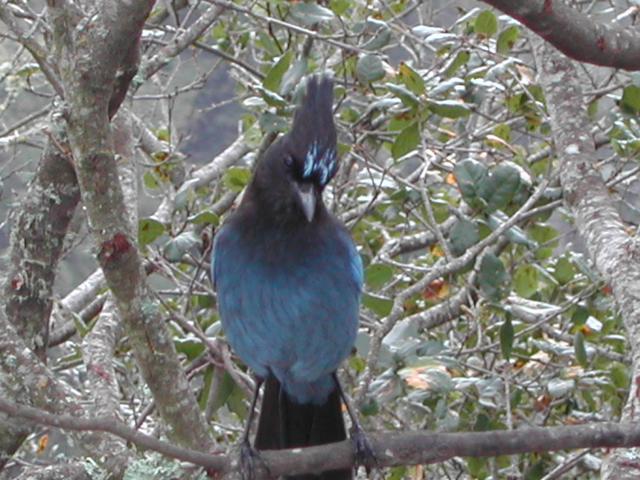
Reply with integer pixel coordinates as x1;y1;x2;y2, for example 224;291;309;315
250;76;338;223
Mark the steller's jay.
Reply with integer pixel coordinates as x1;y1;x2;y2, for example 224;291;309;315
212;76;371;479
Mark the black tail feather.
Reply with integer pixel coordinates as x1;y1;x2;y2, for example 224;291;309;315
255;375;352;480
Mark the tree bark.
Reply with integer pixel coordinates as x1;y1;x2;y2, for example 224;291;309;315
532;36;640;480
50;0;213;451
481;0;640;70
2;122;80;359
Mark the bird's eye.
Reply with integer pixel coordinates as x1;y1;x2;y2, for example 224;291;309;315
284;155;294;168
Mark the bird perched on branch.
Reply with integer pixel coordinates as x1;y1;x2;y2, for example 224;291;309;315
212;76;371;479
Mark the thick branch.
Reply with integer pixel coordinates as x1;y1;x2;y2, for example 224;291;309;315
0;310;83;468
2;125;80;359
79;113;139;477
1;397;640;477
532;36;640;479
481;0;640;70
13;463;90;480
56;0;212;451
0;123;79;465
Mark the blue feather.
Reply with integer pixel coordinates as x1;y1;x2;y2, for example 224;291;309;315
213;217;362;405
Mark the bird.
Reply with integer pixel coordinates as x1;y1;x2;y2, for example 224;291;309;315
212;76;370;479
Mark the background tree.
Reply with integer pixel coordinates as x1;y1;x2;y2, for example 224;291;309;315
1;0;640;479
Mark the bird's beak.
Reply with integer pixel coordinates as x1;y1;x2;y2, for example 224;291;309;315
296;182;316;222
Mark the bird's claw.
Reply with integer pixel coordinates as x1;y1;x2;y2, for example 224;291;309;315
350;425;377;472
238;441;268;480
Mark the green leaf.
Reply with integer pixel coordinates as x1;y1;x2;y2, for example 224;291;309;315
493;123;512;141
15;63;40;78
174;180;197;210
290;3;335;26
514;264;539;298
255;86;287;107
497;25;519;54
574;331;588;367
478;253;508;301
259;111;289;133
500;316;514;360
363;293;393;316
427;99;470;118
554;256;575;284
487;212;536;248
386;83;420;108
143;171;160;189
454;158;488;206
193;294;215;309
587;98;599;119
359;397;379;416
444;50;470;77
571;307;589;327
188;211;219;226
208;370;236;414
280;58;308;96
611;364;630;389
365;263;394;289
198;366;214;410
256;32;281;58
387;467;407;480
163;231;200;262
524;461;545;480
226;381;248;418
263;52;292;93
138;218;165;247
72;312;90;338
467;457;488;478
362;26;392;51
398;62;425;95
474;413;491;432
449;218;479;256
223;167;252;192
530;224;559;260
330;0;351;15
391;122;420;159
478;164;521;212
175;336;205;360
475;10;498;38
357;54;385;84
621;85;640;114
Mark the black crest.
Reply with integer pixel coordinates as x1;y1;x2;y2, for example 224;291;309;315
288;76;338;187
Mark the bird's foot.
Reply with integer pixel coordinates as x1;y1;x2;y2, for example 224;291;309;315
350;424;377;473
238;440;269;480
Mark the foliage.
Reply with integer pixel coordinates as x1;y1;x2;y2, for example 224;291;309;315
0;0;638;479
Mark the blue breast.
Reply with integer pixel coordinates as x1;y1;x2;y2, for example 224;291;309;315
212;217;362;405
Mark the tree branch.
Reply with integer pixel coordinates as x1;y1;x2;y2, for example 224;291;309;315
1;396;640;477
0;309;84;468
13;462;90;480
2;118;80;360
532;35;640;479
209;0;365;53
0;4;64;96
481;0;640;71
78;113;140;477
142;4;226;80
55;0;213;451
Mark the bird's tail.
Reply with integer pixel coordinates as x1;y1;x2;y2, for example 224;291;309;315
255;375;352;480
